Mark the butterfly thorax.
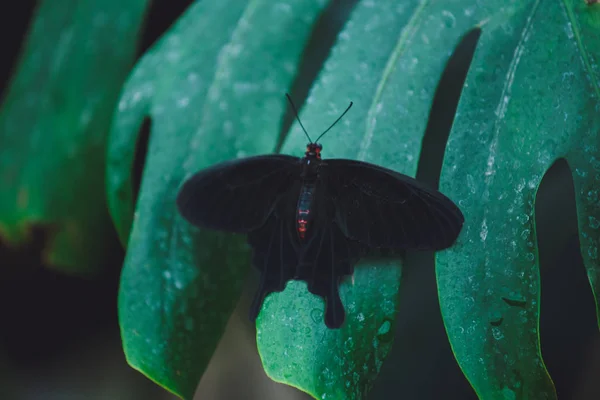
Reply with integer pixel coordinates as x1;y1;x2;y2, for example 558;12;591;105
296;143;323;241
300;144;321;178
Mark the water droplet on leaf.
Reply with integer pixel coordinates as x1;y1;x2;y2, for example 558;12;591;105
343;337;355;354
310;308;323;324
589;245;598;260
376;319;394;342
490;310;503;326
502;292;527;307
492;327;504;340
516;214;530;224
441;10;456;28
502;386;516;400
576;168;588;177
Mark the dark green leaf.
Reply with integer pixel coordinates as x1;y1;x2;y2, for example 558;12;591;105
257;0;480;397
107;1;329;398
437;0;600;398
0;0;148;273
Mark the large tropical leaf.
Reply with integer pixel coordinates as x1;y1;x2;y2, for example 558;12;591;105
106;1;329;398
259;0;599;399
107;0;600;399
0;0;149;273
258;0;480;398
437;0;600;398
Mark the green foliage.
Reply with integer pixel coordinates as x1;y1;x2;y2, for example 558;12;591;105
106;1;329;398
0;0;149;273
2;0;599;399
437;1;600;398
256;0;461;397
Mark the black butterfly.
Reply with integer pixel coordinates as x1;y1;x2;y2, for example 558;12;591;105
176;94;464;329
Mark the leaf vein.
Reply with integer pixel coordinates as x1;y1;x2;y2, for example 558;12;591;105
484;0;541;181
559;0;600;104
358;0;429;161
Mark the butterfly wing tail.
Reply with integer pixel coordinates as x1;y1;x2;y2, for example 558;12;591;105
297;223;358;328
247;216;298;322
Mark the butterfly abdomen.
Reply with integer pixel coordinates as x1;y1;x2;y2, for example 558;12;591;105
296;182;316;240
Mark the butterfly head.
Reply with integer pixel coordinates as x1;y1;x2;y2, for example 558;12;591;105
305;143;322;159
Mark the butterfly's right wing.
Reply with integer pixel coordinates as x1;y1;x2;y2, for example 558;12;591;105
322;159;464;250
176;155;301;233
295;219;362;329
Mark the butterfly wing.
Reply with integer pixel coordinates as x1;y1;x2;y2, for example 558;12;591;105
246;183;301;321
296;222;363;329
292;181;364;329
245;175;363;329
176;155;301;233
323;159;464;250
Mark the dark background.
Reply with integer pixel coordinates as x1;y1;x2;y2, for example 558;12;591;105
1;1;599;399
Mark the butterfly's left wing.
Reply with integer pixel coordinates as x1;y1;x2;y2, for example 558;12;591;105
177;155;301;233
322;159;464;250
247;208;300;322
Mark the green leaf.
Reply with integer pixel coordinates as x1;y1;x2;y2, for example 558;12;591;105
106;1;329;398
256;0;482;398
0;0;148;273
437;0;600;399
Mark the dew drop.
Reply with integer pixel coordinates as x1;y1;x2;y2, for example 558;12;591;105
177;97;190;108
516;214;530;224
378;320;391;335
376;319;394;342
589;216;600;230
589;245;598;260
502;386;516;400
310;308;323;324
565;22;575;39
491;327;504;340
525;252;535;262
489;310;503;326
441;10;456;28
343;337;355;354
502;292;527;307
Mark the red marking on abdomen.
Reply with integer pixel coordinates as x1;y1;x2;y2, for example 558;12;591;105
296;183;315;240
297;217;308;239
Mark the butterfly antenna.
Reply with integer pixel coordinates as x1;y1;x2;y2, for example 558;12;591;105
285;93;312;143
314;101;353;143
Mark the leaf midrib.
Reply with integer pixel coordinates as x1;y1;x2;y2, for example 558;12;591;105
358;0;429;161
560;0;600;103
